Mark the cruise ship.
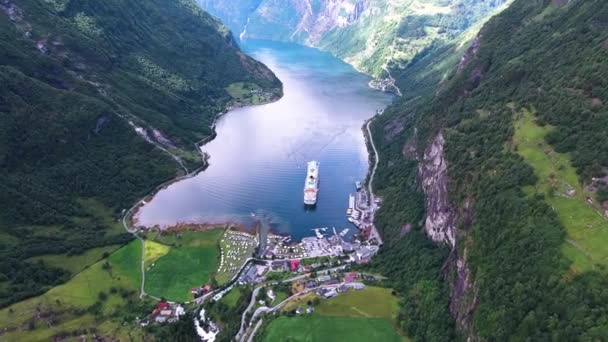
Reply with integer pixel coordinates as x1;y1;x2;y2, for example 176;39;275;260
303;161;319;205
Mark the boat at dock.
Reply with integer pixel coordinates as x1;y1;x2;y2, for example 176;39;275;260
304;161;319;205
355;181;362;190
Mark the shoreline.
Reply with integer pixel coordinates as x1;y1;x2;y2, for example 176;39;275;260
123;90;283;234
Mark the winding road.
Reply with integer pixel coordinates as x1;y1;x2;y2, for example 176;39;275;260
366;118;384;246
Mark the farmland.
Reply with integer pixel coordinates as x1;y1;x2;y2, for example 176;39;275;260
0;241;145;341
513;110;608;273
261;286;406;341
262;316;402;342
144;229;223;302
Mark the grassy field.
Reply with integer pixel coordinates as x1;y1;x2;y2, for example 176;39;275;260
316;286;399;320
267;286;406;341
28;245;122;274
220;287;242;308
226;82;266;105
144;240;170;267
262;316;402;342
0;241;144;341
513;109;608;273
145;229;223;302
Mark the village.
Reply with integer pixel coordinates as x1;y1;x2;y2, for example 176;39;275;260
141;180;384;342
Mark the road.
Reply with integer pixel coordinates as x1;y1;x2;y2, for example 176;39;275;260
236;286;263;341
366;118;384;246
240;283;344;341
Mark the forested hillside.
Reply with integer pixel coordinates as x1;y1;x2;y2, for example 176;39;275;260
369;0;608;339
0;0;280;307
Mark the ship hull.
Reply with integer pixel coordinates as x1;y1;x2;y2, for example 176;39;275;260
303;161;319;205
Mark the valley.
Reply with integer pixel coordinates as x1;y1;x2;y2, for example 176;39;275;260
2;0;608;341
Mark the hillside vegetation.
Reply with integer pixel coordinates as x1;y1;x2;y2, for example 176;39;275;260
369;0;608;340
0;0;280;308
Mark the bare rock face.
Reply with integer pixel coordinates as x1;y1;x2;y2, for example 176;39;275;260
419;133;478;335
444;249;478;335
419;132;456;247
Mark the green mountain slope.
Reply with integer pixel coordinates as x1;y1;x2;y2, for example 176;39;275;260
369;0;608;339
199;0;510;79
0;0;280;307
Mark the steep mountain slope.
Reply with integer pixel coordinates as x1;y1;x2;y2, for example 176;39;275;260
0;0;280;307
199;0;510;81
370;0;608;339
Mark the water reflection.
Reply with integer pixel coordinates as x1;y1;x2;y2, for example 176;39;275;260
137;40;393;240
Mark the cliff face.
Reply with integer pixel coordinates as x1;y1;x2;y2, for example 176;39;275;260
419;133;456;246
199;0;510;77
419;132;477;334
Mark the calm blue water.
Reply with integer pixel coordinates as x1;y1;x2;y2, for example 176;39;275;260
137;40;393;240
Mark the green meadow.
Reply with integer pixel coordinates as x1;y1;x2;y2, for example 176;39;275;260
262;286;407;341
513;109;608;273
144;229;223;302
0;241;144;341
262;316;402;342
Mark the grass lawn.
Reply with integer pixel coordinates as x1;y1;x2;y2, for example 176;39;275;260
226;82;266;105
0;241;144;341
315;286;399;320
145;229;222;302
262;316;402;342
513;109;608;273
144;240;170;267
29;245;122;274
220;287;242;308
268;286;407;341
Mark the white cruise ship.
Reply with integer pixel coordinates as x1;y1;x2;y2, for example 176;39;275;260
303;161;319;205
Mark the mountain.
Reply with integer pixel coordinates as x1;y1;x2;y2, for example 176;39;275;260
198;0;510;83
369;0;608;339
0;0;280;307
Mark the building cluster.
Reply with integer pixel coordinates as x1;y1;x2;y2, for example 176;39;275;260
146;301;185;325
260;229;378;264
191;284;212;299
238;263;270;285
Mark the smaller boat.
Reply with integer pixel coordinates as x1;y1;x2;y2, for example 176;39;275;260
355;181;362;190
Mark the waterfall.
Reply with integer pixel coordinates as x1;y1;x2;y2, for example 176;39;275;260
239;17;251;41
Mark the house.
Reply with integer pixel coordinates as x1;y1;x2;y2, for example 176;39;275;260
155;316;168;324
338;284;349;293
306;306;314;314
295;306;304;315
156;302;170;310
160;309;172;316
317;275;331;282
344;272;359;283
267;289;276;301
316;287;329;296
242;267;258;284
202;284;212;293
290;259;301;272
324;289;337;298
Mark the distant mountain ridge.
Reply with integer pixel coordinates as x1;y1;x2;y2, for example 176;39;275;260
199;0;510;79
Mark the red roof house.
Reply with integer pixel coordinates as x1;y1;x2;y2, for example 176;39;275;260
290;259;300;272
